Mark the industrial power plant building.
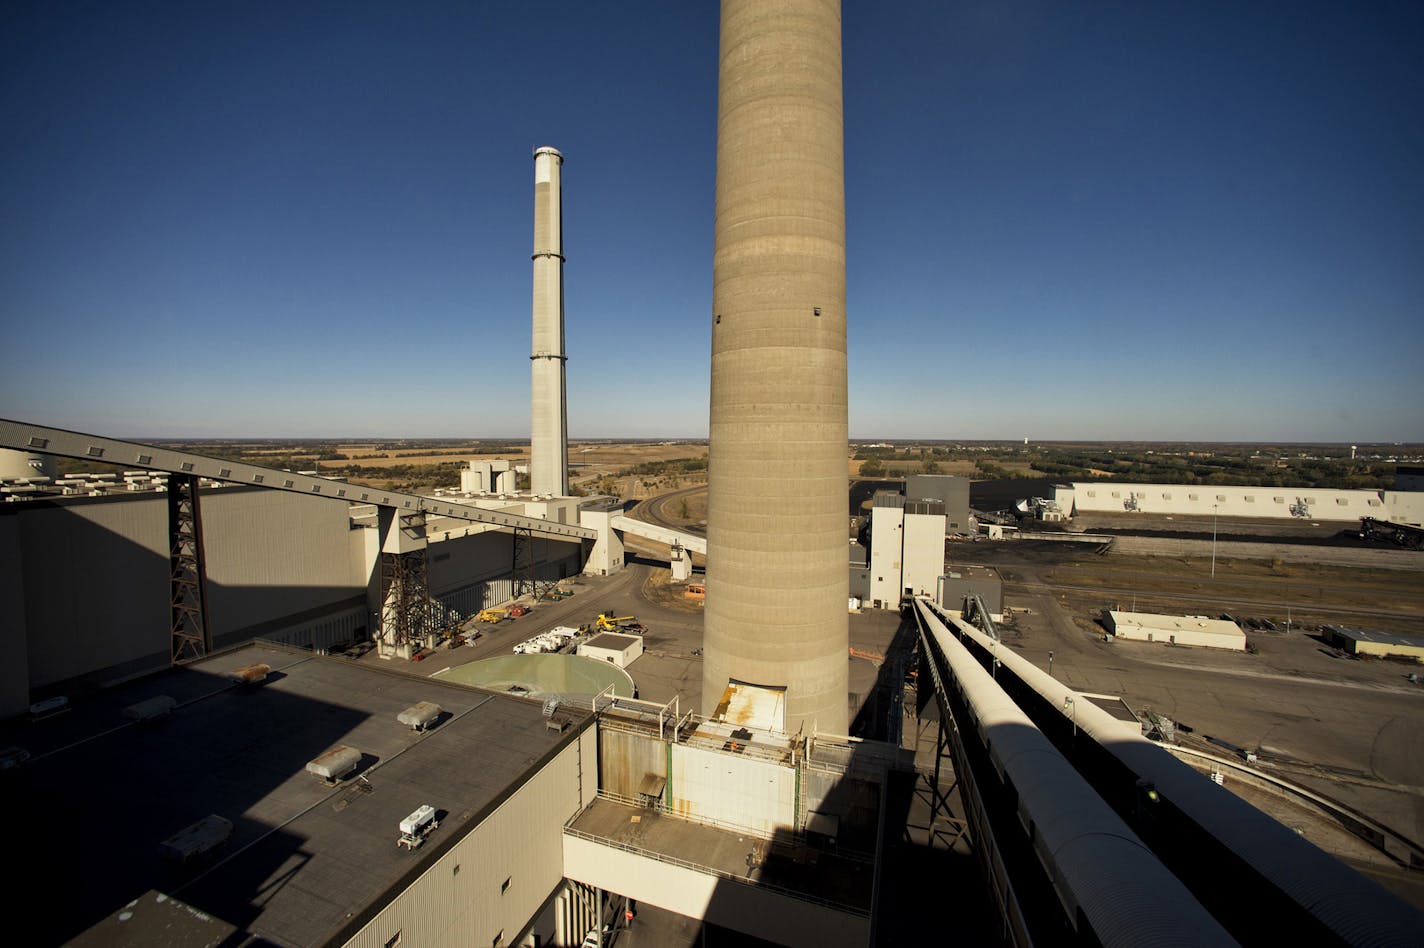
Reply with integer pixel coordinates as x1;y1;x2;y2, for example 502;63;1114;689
4;0;1423;943
17;639;897;947
0;478;586;718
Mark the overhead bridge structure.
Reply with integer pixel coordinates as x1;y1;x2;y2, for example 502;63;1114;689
913;597;1423;946
0;419;596;662
609;515;705;581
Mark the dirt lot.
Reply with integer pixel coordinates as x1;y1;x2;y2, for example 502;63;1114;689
1026;553;1424;635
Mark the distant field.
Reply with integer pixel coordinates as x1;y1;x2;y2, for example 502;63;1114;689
845;458;979;477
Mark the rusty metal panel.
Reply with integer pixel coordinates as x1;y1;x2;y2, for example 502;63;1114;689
598;726;667;800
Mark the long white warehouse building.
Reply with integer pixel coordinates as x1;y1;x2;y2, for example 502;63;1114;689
1053;482;1424;525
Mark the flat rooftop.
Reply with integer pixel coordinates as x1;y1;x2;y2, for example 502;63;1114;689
584;631;641;650
4;642;590;946
1109;610;1244;637
567;796;872;915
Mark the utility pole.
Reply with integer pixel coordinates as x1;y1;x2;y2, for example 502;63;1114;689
1211;504;1219;578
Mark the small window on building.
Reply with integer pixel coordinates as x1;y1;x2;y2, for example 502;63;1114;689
948;522;959;529
1368;499;1381;506
283;479;294;488
501;876;511;894
1086;490;1096;497
1216;494;1226;502
385;932;402;948
1273;497;1284;503
1162;493;1171;500
453;864;460;876
1305;497;1316;504
1336;498;1348;505
137;453;153;464
1244;496;1254;502
1111;491;1120;498
1188;493;1198;501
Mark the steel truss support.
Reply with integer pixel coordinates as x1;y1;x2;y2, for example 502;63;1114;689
512;525;556;599
379;511;441;653
925;719;968;850
168;474;212;664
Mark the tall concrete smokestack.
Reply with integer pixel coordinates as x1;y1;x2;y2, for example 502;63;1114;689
702;0;848;734
530;146;569;497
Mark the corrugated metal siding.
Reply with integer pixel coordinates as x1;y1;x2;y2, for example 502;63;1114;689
670;743;795;837
599;727;668;800
18;493;169;686
260;604;367;651
344;729;592;948
0;515;31;716
203;489;365;634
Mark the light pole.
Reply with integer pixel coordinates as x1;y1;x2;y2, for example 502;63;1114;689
1211;503;1219;578
1048;650;1055;678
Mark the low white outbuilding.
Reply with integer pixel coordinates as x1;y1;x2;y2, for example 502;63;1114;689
1106;611;1246;651
576;631;644;668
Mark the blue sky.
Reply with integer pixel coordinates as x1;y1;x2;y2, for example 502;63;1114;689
2;1;1420;441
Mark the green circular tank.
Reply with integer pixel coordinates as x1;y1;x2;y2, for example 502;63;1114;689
437;653;635;699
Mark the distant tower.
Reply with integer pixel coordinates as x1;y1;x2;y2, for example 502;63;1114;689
702;0;849;734
530;146;569;497
1350;445;1357;460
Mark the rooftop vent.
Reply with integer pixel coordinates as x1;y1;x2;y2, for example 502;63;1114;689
306;745;362;784
396;701;443;732
124;695;177;724
227;663;271;685
160;814;233;864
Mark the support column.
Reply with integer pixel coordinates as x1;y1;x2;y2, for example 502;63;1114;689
377;507;436;659
670;542;693;582
168;474;212;663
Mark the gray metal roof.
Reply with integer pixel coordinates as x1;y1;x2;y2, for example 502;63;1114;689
1323;624;1424;647
6;643;590;946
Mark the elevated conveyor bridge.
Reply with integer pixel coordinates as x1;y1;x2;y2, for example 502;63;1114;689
930;596;1423;945
1;419;596;663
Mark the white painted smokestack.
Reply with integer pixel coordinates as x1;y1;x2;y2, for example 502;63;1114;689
530;146;568;497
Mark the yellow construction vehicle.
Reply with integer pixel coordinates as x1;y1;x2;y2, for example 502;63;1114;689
596;613;635;632
477;608;508;624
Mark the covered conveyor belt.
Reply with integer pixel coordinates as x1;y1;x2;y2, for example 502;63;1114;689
928;597;1424;945
0;418;595;541
610;514;706;555
911;599;1236;947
